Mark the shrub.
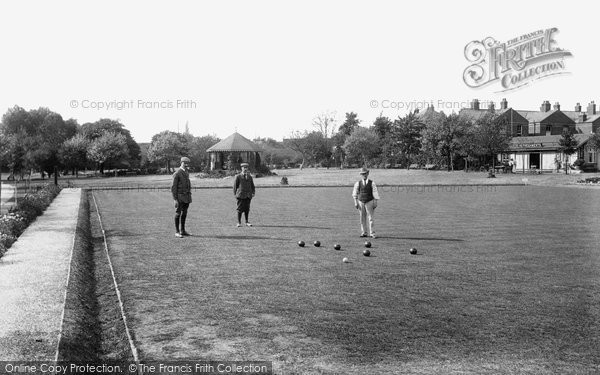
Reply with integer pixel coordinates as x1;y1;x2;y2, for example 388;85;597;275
195;170;237;179
0;184;62;258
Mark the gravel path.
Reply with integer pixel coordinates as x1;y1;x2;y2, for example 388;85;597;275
0;189;82;360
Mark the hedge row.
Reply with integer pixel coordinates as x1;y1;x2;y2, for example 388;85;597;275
0;184;62;258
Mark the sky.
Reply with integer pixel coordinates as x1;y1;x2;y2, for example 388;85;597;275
0;0;598;143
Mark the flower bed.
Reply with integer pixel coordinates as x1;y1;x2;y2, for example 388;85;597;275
577;177;600;185
0;184;62;258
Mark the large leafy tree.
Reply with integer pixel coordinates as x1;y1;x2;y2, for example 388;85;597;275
418;107;447;166
312;111;337;168
284;131;310;168
81;119;141;168
32;111;78;177
587;133;600;153
342;127;380;167
146;131;190;173
87;132;129;174
304;131;329;167
474;112;512;170
391;111;425;169
371;115;393;164
456;125;479;171
1;106;77;178
558;128;579;174
338;112;360;137
254;137;299;168
60;134;90;176
435;114;469;171
190;134;220;170
332;112;361;167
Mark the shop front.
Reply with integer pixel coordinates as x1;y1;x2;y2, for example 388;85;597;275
502;134;592;172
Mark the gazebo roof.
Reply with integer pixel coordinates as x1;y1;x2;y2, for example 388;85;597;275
206;132;263;152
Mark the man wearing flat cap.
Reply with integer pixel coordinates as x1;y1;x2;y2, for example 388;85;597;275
171;156;192;238
233;162;255;227
352;167;380;238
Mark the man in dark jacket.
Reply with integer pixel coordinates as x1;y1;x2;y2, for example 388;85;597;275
233;163;255;227
172;157;192;238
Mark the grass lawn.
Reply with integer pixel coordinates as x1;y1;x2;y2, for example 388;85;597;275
11;168;598;190
92;186;599;374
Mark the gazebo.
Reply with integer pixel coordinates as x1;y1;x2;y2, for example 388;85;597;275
206;132;263;171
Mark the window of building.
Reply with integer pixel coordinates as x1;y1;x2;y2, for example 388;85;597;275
546;125;552;135
516;125;522;136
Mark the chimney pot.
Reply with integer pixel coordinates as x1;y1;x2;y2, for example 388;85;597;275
587;101;597;115
540;101;551;112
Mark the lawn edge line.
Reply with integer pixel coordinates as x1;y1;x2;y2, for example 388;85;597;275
54;189;81;366
82;183;527;191
91;191;142;374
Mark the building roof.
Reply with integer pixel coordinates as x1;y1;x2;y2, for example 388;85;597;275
206;132;263;152
516;110;556;123
458;108;528;124
562;111;581;122
561;110;600;125
458;108;491;122
515;109;576;125
415;106;442;117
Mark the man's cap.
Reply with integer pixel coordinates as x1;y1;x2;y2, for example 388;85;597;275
240;163;249;167
181;157;191;163
359;167;369;175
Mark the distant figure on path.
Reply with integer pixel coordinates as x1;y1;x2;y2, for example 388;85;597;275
234;163;255;227
172;157;192;238
352;167;380;239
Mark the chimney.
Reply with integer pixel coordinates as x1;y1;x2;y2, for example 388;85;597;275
587;101;596;115
575;102;582;112
488;102;495;112
553;102;560;111
579;113;587;122
471;99;480;110
500;98;508;110
540;100;551;112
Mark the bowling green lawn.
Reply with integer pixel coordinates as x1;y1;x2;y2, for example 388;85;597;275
92;185;600;374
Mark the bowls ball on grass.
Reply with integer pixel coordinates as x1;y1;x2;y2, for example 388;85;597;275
313;241;321;247
364;241;372;248
409;247;417;255
298;241;305;247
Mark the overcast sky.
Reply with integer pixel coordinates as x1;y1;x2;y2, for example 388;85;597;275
1;0;597;143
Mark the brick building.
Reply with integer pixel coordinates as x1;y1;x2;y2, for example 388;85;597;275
460;99;598;172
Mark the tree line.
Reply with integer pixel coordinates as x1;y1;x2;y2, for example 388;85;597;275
0;106;220;178
0;106;142;179
281;109;515;171
3;105;595;178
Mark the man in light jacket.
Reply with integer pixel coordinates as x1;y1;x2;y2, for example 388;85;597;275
352;167;380;239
